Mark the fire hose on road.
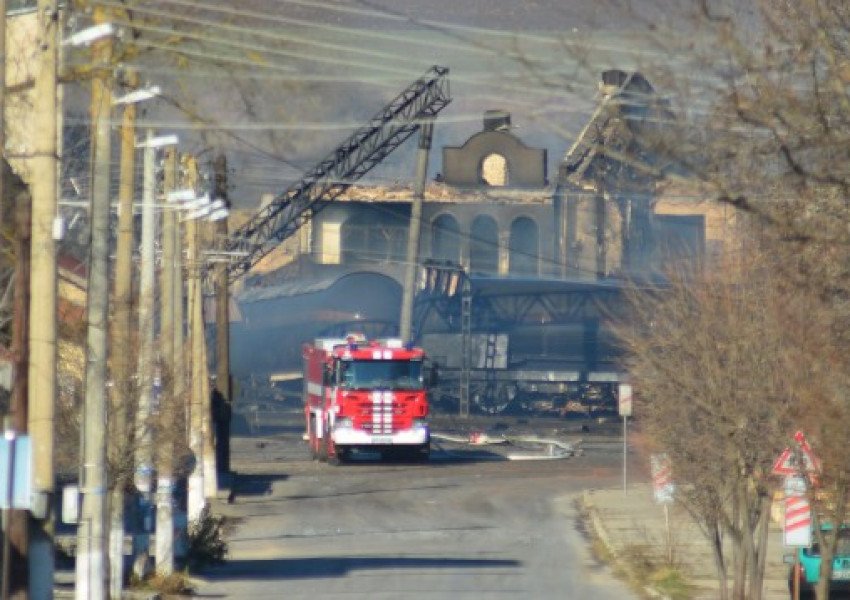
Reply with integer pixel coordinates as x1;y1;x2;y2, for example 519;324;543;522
431;431;583;461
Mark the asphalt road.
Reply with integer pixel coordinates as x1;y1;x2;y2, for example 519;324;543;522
191;411;642;599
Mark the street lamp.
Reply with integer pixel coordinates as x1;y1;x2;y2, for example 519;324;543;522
136;133;179;150
166;188;196;203
184;199;226;222
62;22;116;47
112;85;161;106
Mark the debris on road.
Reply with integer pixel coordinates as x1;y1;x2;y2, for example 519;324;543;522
431;429;583;461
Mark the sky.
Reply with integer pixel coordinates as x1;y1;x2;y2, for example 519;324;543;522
59;0;718;208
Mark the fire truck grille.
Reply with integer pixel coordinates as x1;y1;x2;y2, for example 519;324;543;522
356;391;403;434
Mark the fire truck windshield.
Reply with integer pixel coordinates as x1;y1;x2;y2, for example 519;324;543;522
339;360;424;390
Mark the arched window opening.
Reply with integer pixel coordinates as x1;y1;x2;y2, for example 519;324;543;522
470;215;499;274
509;217;539;276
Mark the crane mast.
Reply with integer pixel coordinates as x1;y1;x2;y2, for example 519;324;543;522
226;65;451;281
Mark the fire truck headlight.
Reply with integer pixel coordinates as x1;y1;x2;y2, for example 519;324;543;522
334;417;354;430
412;419;428;430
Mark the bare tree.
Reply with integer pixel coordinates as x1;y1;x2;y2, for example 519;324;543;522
541;1;850;597
615;245;850;600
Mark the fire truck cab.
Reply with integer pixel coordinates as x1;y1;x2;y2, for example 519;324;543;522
303;334;431;463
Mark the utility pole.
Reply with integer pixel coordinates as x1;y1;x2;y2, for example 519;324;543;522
77;6;113;599
29;1;59;597
184;156;205;522
399;122;433;343
172;157;187;464
200;312;216;501
132;129;174;580
173;174;186;404
0;0;6;234
171;161;186;560
212;153;231;476
155;148;177;576
134;128;157;501
109;68;139;600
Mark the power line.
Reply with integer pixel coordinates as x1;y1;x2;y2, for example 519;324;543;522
87;0;711;88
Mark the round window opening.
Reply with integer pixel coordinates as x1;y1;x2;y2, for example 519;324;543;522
481;153;509;187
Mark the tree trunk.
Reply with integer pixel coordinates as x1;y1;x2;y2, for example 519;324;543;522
750;496;771;600
7;175;31;599
709;523;729;600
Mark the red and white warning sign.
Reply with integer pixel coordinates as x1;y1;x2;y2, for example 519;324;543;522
618;383;633;417
784;493;812;547
772;430;821;476
651;453;674;504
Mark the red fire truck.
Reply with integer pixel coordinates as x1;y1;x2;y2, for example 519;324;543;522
303;334;431;463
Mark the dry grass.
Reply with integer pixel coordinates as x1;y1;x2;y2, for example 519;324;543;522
579;496;694;599
128;569;194;598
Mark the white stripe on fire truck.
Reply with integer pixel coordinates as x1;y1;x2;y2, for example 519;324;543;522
372;391;381;432
371;391;393;434
306;382;323;397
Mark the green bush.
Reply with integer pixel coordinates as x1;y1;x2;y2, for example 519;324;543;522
187;506;228;569
650;567;694;600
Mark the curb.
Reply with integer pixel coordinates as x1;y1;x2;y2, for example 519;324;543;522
55;590;161;599
580;489;668;600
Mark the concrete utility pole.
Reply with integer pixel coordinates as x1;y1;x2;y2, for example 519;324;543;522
109;68;139;600
399;122;434;344
155;148;177;576
184;156;206;522
212;153;231;476
135;129;157;501
77;7;114;598
132;129;174;580
171;173;188;446
200;316;216;501
29;0;60;596
170;162;186;561
0;0;6;234
172;157;186;472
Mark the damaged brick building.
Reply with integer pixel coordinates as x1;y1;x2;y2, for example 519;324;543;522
234;70;743;413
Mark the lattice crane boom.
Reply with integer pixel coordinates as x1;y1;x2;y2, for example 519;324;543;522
226;65;451;281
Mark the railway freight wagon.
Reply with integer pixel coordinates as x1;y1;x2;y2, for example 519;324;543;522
413;266;628;416
420;329;620;416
